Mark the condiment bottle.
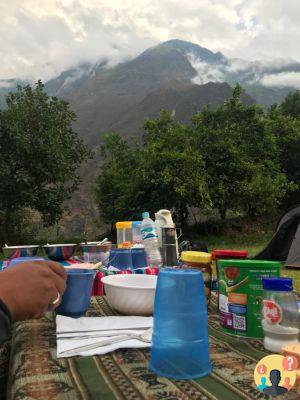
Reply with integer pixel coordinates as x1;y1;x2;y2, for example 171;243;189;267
262;277;299;353
181;251;212;304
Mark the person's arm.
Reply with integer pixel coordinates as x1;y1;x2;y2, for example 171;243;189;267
0;299;11;342
0;261;66;334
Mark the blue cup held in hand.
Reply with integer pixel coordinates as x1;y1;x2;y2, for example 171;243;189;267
150;268;212;380
55;269;96;318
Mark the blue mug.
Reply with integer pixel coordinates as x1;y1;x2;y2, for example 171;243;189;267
55;269;96;318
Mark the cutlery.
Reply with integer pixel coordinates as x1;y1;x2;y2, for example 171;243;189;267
59;328;152;356
57;330;148;340
54;326;148;336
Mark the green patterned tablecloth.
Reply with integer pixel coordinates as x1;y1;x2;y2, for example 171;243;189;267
6;296;299;400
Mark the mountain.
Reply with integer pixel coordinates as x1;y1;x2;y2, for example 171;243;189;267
60;40;253;146
2;39;300;236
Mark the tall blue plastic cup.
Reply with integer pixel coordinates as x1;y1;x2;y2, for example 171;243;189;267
150;268;212;379
131;248;147;269
55;269;96;318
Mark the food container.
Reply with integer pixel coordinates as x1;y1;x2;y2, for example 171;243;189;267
181;251;212;304
262;277;299;352
211;249;249;298
116;221;133;248
218;259;281;338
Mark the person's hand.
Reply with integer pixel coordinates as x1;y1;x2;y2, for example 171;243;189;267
0;261;67;321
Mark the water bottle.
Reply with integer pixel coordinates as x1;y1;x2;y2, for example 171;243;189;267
141;212;162;267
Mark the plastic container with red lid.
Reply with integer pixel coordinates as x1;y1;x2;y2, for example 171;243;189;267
211;249;249;261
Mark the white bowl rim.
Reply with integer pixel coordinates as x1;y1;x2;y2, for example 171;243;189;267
102;274;157;290
43;244;77;247
3;245;39;249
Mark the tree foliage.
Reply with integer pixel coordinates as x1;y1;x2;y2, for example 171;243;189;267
281;90;300;118
95;112;208;229
0;81;91;242
95;85;300;228
192;85;290;219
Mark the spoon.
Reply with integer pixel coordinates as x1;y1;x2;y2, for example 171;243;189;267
98;238;108;246
59;328;152;356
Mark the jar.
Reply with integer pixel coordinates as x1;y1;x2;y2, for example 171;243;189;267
262;277;299;353
211;249;249;301
116;222;132;248
212;249;248;281
181;251;212;304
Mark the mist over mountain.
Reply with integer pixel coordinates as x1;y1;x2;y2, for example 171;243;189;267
1;39;300;235
1;39;299;124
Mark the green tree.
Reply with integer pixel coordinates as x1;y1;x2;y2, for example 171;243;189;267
265;105;300;205
140;111;209;228
192;85;289;219
94;134;142;232
0;81;92;242
281;90;300;118
94;111;209;230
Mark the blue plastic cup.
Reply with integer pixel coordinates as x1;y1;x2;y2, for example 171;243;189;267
131;248;147;269
55;269;96;318
108;248;133;270
150;268;212;379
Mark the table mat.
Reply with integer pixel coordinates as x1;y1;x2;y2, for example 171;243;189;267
7;295;299;400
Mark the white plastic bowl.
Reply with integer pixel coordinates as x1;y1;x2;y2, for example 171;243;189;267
101;274;157;316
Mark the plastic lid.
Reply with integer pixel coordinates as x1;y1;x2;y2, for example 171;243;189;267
181;251;212;263
132;221;141;227
116;221;132;229
211;249;249;260
142;212;150;218
262;277;293;292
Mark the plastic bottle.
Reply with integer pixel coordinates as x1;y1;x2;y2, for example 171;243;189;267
140;212;162;267
132;221;142;245
262;277;299;353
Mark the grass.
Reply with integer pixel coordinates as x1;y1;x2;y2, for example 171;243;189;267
199;231;272;257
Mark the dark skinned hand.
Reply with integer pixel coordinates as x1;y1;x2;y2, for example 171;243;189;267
0;261;67;321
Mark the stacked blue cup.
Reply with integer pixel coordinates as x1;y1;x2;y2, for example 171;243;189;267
108;248;133;270
131;248;147;269
150;268;212;379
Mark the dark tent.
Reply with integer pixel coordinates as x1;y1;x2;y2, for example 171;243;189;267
253;205;300;267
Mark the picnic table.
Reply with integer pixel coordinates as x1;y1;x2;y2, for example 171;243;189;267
6;295;299;400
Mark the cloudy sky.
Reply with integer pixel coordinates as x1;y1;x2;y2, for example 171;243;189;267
0;0;299;81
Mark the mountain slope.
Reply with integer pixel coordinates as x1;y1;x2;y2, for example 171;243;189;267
64;39;246;145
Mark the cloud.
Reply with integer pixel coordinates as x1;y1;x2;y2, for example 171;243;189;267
0;81;15;89
187;54;226;85
260;72;300;88
0;0;300;81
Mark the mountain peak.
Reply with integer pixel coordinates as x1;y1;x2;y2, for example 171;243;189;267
154;39;227;64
